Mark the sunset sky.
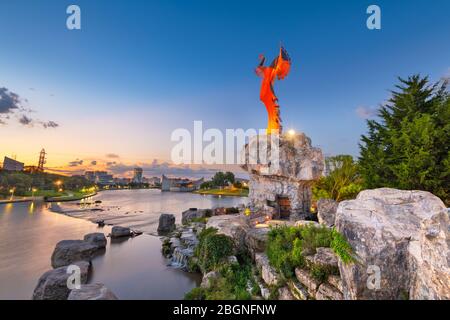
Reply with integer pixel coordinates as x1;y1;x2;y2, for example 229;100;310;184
1;0;449;178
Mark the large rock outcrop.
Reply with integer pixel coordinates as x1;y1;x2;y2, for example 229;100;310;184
206;214;250;251
241;132;323;216
317;199;338;227
336;188;450;300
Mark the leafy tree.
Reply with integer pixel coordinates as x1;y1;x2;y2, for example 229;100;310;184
313;155;363;202
359;75;450;205
211;171;235;187
224;171;235;184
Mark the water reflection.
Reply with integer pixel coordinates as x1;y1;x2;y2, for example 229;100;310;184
0;190;244;299
28;202;35;214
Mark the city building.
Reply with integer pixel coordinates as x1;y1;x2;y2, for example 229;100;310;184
84;171;114;186
132;167;143;184
146;176;161;186
2;156;24;172
114;177;131;186
84;171;96;182
161;175;204;192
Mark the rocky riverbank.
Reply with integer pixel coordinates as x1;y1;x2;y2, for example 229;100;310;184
161;188;450;300
32;225;141;300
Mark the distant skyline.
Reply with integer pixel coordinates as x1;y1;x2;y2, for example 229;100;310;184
1;0;449;177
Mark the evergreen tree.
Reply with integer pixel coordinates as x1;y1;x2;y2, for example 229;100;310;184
359;75;450;205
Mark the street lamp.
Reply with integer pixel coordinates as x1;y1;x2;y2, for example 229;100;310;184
32;188;38;199
9;188;15;201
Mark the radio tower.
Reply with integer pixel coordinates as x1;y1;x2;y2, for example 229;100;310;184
38;149;46;172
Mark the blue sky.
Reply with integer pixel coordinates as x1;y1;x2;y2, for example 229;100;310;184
0;0;449;176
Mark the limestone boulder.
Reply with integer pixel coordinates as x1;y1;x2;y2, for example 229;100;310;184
157;213;176;233
51;240;102;268
317;198;338;227
83;233;107;249
288;280;308;300
315;283;343;300
241;133;324;180
206;214;250;251
110;226;131;238
32;261;90;300
255;253;281;286
278;286;296;300
336;188;450;300
327;275;343;293
245;226;270;258
313;247;339;270
182;209;209;224
295;268;320;296
68;283;118;300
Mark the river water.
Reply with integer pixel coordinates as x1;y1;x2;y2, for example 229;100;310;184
0;190;247;300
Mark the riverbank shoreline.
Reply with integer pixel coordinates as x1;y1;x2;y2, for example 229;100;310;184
45;192;97;202
193;188;249;197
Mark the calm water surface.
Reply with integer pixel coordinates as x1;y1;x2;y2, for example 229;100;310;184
0;190;247;300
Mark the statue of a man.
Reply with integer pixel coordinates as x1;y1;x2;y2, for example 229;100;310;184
255;46;291;134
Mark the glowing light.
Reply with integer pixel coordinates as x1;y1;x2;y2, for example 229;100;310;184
288;129;296;136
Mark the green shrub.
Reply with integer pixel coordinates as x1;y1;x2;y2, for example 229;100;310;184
330;229;356;264
266;225;354;280
184;287;206;300
161;239;171;256
195;228;234;272
184;261;255;300
312;155;363;202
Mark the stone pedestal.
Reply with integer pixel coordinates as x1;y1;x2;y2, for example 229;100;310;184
241;132;324;217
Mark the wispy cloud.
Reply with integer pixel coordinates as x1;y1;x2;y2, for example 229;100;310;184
0;86;59;128
355;106;377;119
0;87;21;114
18;114;33;126
106;153;120;159
42;120;59;129
68;159;84;167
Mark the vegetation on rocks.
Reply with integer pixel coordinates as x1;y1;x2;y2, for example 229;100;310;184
266;225;355;280
193;228;234;273
183;226;260;300
185;256;257;300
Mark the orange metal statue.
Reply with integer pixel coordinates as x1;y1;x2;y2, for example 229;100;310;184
255;46;291;134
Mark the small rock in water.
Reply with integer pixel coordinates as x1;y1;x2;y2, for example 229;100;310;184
110;226;132;238
83;233;107;249
96;220;105;227
51;240;102;268
158;213;176;234
132;230;143;237
68;283;118;300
